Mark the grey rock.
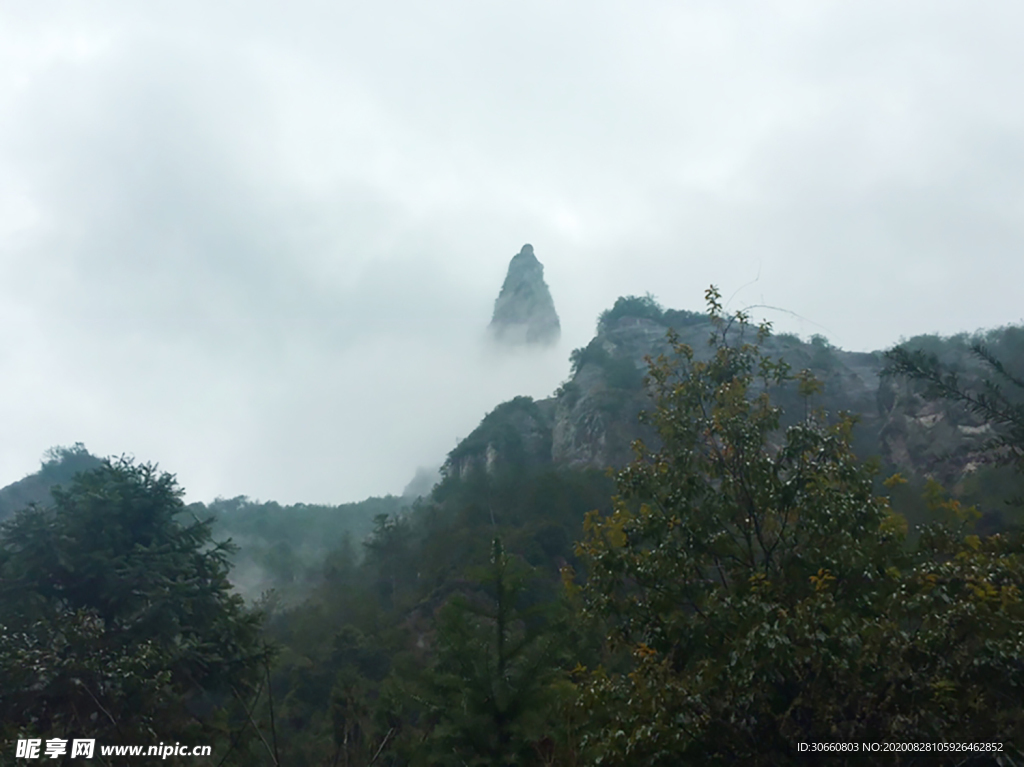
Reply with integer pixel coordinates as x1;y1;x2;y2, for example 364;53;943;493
453;296;1021;491
488;244;561;346
442;396;555;480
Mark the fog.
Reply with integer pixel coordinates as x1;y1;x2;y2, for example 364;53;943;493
2;2;1024;502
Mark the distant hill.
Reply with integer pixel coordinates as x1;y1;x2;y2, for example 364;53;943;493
0;443;103;522
0;443;410;603
197;494;409;602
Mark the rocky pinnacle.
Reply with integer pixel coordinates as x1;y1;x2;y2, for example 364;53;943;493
488;244;561;346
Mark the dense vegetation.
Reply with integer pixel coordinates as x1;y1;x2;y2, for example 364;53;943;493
200;494;406;603
446;396;553;473
0;459;267;761
2;291;1024;764
596;293;708;333
572;291;1024;763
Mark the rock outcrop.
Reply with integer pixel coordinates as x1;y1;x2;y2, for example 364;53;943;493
453;297;1022;490
488;244;561;346
443;397;555;480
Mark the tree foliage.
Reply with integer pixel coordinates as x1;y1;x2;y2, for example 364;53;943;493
0;443;102;522
573;288;1024;765
596;293;707;334
10;295;1024;765
0;457;265;748
410;539;565;766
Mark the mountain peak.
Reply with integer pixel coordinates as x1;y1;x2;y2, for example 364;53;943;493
488;244;560;346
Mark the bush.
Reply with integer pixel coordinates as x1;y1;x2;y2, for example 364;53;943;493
597;294;664;331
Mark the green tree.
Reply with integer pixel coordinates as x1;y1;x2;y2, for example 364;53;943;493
573;288;1024;765
412;539;565;766
0;457;265;749
363;512;415;611
597;293;664;331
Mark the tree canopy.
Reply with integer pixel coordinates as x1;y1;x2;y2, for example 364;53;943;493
4;293;1024;765
0;457;265;749
572;288;1024;764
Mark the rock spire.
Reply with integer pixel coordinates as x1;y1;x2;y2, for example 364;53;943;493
488;244;561;346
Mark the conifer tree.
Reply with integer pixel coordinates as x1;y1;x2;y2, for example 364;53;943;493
415;538;562;766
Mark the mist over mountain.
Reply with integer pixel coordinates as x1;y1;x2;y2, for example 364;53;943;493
4;290;1024;760
5;2;1024;504
7;293;1022;593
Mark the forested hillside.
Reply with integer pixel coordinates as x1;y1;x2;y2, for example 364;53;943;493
3;290;1024;765
0;444;101;522
200;495;408;604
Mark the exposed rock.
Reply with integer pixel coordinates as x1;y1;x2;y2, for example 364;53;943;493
454;295;1022;490
488;244;561;346
442;396;555;480
551;318;663;468
877;373;995;484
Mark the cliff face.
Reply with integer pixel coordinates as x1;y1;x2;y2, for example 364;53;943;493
448;302;1020;489
488;244;561;346
876;354;1003;485
549;317;890;470
878;383;994;484
550;317;669;469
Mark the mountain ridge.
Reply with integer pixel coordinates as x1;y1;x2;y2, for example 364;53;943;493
450;294;1024;502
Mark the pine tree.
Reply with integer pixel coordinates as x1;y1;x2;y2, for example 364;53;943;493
415;539;562;766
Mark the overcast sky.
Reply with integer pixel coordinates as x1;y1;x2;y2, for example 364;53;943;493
2;2;1023;503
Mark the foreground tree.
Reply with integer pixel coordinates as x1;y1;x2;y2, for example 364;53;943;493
0;457;265;750
407;538;566;766
573;289;1024;765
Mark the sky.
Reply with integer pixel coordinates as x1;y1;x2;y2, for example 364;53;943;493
2;1;1024;503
